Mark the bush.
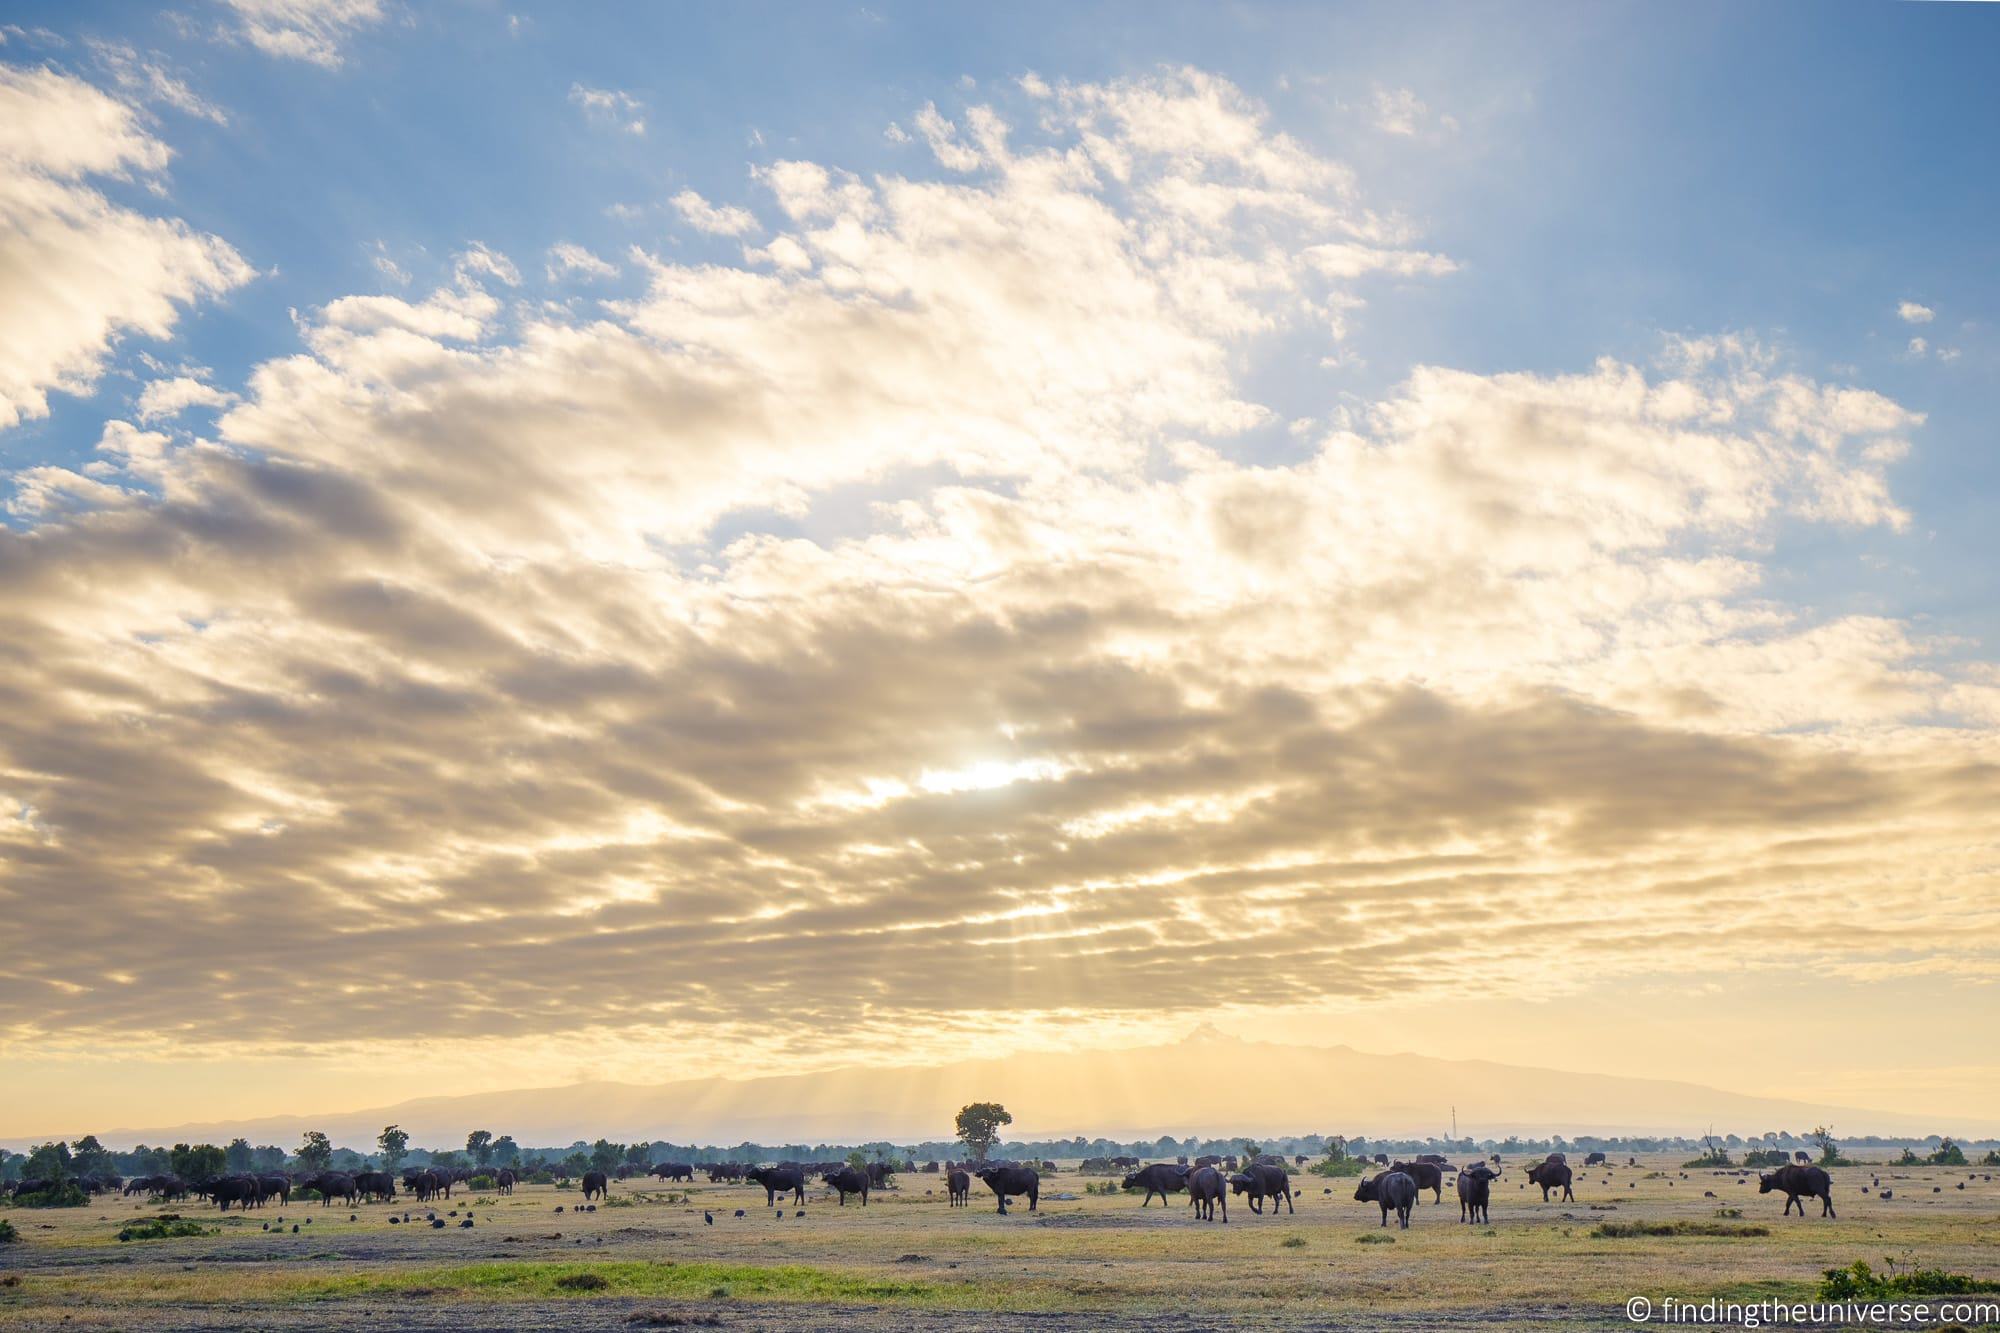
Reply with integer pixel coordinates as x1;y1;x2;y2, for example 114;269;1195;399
1682;1147;1733;1168
1591;1221;1769;1238
1308;1157;1366;1178
1820;1261;2000;1300
0;1218;17;1244
117;1218;212;1242
1741;1149;1790;1168
8;1183;86;1208
467;1174;497;1191
1928;1141;1968;1166
1983;1150;2000;1167
554;1272;610;1291
1355;1233;1394;1244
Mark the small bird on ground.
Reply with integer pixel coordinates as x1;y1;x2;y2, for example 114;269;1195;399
703;1211;713;1225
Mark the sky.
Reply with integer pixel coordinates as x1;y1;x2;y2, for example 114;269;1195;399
1;0;1997;1143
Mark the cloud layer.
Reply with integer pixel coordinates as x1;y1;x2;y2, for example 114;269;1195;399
1;68;1995;1087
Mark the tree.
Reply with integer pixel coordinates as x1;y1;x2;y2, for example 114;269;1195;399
225;1138;255;1174
252;1145;287;1172
170;1143;226;1185
625;1141;653;1168
466;1130;493;1167
954;1102;1013;1162
377;1125;410;1173
491;1135;520;1166
296;1131;333;1174
1930;1138;1968;1166
1808;1125;1841;1166
69;1135;112;1178
25;1142;72;1183
1322;1135;1350;1163
589;1139;625;1172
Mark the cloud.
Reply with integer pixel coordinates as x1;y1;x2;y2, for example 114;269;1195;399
87;38;230;124
1897;300;1934;325
1371;86;1456;138
0;65;253;429
545;242;617;281
136;374;237;420
671;189;758;236
569;82;645;135
0;69;1993;1087
220;0;386;69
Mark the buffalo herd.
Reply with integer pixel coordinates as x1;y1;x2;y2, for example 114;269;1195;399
37;1149;1855;1233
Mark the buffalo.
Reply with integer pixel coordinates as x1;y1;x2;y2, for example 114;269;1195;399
1759;1165;1835;1218
652;1162;694;1183
581;1171;609;1202
1227;1163;1294;1216
1391;1160;1445;1203
947;1168;971;1206
1123;1163;1189;1207
1187;1165;1228;1222
825;1165;871;1206
1526;1157;1574;1203
352;1171;395;1204
1584;1152;1607;1166
1457;1164;1499;1223
746;1165;806;1207
976;1163;1039;1214
866;1161;896;1188
1373;1153;1390;1165
308;1172;358;1207
1356;1171;1418;1229
256;1173;292;1207
211;1176;259;1211
494;1168;517;1196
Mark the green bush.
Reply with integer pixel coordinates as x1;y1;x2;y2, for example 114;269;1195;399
1928;1141;1968;1166
117;1217;213;1242
1741;1149;1790;1168
0;1218;17;1243
1820;1261;2000;1299
467;1174;497;1191
1591;1220;1769;1238
1682;1147;1734;1168
1308;1157;1366;1178
8;1183;86;1208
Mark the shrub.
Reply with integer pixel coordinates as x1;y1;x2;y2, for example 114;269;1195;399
1308;1157;1366;1178
1591;1220;1769;1238
553;1272;610;1291
1741;1149;1790;1168
467;1175;497;1191
0;1218;17;1244
1355;1233;1394;1244
117;1217;213;1242
1983;1150;2000;1167
1820;1261;2000;1299
1928;1140;1968;1167
8;1183;86;1208
1280;1236;1306;1248
1682;1147;1733;1168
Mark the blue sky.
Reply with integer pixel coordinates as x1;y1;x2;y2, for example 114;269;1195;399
6;1;1995;644
4;3;1999;1133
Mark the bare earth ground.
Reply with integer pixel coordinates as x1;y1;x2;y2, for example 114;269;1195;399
3;1155;1997;1330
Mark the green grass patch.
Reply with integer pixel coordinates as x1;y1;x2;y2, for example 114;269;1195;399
1819;1261;2000;1299
1591;1221;1770;1238
1355;1233;1394;1244
298;1260;960;1307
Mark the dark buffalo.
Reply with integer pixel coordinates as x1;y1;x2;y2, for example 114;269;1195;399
581;1171;609;1202
1417;1153;1448;1165
309;1172;358;1207
1585;1152;1607;1166
976;1163;1039;1214
1457;1164;1499;1223
866;1161;896;1188
211;1175;259;1210
352;1171;395;1203
825;1165;871;1206
947;1168;970;1206
652;1162;694;1183
10;1179;51;1199
1794;1151;1812;1165
256;1173;292;1207
1228;1163;1294;1216
1194;1154;1222;1168
746;1165;806;1207
1186;1165;1228;1222
1373;1153;1389;1165
1123;1163;1189;1207
494;1168;517;1195
1391;1160;1445;1203
1356;1171;1418;1229
1526;1158;1574;1202
1759;1165;1834;1218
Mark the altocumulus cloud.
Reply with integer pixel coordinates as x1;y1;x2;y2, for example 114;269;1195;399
1;67;1996;1075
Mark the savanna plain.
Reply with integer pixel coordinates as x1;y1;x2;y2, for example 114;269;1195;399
5;1155;1998;1331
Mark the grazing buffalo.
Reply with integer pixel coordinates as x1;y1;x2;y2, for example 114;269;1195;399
1391;1160;1445;1203
211;1176;259;1211
947;1169;971;1207
1526;1158;1574;1203
1194;1154;1222;1169
1417;1153;1448;1165
866;1161;896;1188
1373;1153;1389;1165
746;1165;806;1207
652;1162;694;1183
1228;1163;1295;1216
309;1172;358;1207
581;1171;609;1202
825;1165;871;1206
1356;1171;1418;1229
256;1173;292;1207
1584;1152;1607;1166
353;1171;395;1203
10;1179;51;1199
1123;1163;1189;1207
1759;1165;1835;1218
1794;1151;1813;1165
1186;1165;1228;1222
494;1169;517;1195
976;1163;1040;1214
1457;1164;1499;1223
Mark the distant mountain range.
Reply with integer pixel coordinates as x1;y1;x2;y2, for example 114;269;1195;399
53;1030;1974;1150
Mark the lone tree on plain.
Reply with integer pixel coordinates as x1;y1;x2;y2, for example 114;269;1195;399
466;1130;494;1167
1809;1125;1841;1166
296;1131;333;1174
955;1102;1013;1162
377;1125;410;1173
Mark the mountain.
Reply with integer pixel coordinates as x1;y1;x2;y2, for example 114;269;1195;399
54;1031;1975;1151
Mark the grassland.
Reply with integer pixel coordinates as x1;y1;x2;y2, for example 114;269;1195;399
2;1155;1996;1330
